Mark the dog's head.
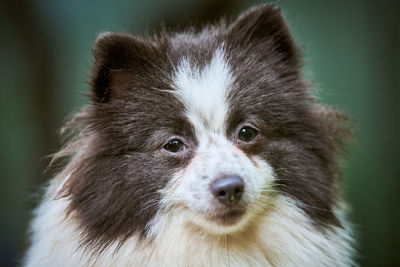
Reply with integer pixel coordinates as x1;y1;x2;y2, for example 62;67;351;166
58;4;350;251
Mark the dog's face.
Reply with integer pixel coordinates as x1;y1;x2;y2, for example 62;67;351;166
61;5;349;251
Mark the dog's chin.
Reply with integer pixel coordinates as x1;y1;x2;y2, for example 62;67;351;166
207;208;246;226
187;206;250;235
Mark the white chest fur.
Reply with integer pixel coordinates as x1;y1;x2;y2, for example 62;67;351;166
25;187;354;267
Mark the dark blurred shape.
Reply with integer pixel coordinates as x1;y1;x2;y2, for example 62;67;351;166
154;0;237;31
4;0;59;167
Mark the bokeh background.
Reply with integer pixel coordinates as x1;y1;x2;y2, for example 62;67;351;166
1;0;399;266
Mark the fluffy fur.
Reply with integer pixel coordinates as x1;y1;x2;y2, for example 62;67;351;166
25;4;355;266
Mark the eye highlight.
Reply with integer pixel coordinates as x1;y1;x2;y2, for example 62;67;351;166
238;126;258;142
163;139;185;153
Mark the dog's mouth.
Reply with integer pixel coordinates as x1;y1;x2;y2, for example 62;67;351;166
207;208;246;225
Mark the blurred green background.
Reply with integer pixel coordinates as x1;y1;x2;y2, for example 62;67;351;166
0;0;399;266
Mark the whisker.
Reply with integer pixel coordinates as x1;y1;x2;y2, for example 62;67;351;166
226;235;231;267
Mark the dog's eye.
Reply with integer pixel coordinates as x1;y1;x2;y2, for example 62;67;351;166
238;127;258;142
164;139;185;153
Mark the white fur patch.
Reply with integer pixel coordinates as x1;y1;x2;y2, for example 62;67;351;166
159;149;276;234
172;47;232;136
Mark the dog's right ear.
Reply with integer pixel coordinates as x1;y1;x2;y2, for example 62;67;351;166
227;4;301;67
91;32;152;103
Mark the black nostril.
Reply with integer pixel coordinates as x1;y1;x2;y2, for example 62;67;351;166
211;176;245;205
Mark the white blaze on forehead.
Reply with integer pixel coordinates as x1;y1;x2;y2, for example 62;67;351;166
172;48;232;136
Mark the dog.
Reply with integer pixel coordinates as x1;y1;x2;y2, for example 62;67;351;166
24;4;355;266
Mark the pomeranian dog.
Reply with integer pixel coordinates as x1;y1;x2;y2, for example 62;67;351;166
25;4;355;266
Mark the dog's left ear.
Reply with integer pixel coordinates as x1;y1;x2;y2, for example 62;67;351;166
227;4;300;66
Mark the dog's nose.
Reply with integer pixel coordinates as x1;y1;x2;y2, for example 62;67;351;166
211;176;244;205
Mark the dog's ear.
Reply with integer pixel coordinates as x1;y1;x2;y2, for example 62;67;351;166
90;32;153;103
227;4;300;66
